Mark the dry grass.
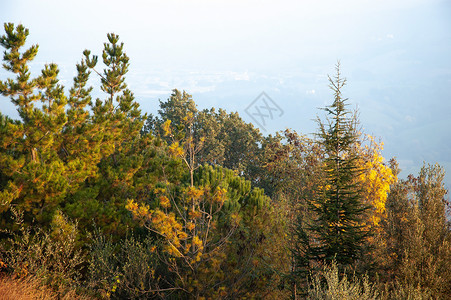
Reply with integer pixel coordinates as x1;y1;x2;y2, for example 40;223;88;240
0;275;93;300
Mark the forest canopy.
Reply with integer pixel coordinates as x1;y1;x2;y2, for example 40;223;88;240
0;23;450;299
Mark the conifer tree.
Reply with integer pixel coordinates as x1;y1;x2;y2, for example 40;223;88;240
0;23;147;236
127;112;277;298
0;23;70;223
64;32;147;237
126;162;274;298
309;63;369;266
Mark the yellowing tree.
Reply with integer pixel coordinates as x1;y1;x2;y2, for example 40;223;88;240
356;135;397;229
351;135;398;278
126;183;230;264
126;164;271;298
126;117;272;298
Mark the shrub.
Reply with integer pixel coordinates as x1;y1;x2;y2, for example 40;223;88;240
307;261;379;300
0;209;85;297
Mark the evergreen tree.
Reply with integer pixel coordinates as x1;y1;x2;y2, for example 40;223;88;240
298;63;369;273
126;162;277;298
64;32;148;237
0;23;71;223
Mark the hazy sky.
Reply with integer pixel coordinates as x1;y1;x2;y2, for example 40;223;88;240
1;0;451;188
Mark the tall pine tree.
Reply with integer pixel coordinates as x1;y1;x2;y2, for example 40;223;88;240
310;63;369;266
0;23;70;223
292;64;370;291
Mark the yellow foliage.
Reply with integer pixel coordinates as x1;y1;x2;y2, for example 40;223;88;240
178;231;188;240
229;212;241;227
186;222;195;231
125;199;138;213
137;205;150;218
151;210;184;244
213;187;227;204
154;187;166;195
186;186;204;200
127;175;236;294
162;119;172;137
192;235;203;249
159;195;171;208
168;141;184;158
50;209;76;242
188;209;202;219
126;199;151;226
0;259;7;270
166;244;182;257
183;112;194;123
194;252;203;263
184;243;191;254
356;136;397;228
127;200;141;218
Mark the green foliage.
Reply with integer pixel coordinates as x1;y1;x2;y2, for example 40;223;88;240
0;23;146;236
88;233;170;299
117;237;168;299
0;23;69;222
290;64;372;297
87;232;121;298
1;23;450;300
149;89;197;132
195;164;269;210
308;63;369;267
197;108;263;177
259;129;323;199
144;91;264;180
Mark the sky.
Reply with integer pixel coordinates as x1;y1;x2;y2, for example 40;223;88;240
1;0;451;188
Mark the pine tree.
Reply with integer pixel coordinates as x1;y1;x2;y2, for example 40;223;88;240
307;63;369;268
0;23;70;223
0;23;147;237
64;32;147;237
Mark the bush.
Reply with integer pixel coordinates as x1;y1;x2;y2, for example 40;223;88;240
88;233;169;299
307;261;379;300
0;209;85;297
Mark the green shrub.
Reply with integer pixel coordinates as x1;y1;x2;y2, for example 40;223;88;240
88;233;169;299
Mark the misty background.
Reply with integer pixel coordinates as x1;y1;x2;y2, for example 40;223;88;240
1;0;450;188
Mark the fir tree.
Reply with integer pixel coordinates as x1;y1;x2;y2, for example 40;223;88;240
310;63;369;267
309;63;369;267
